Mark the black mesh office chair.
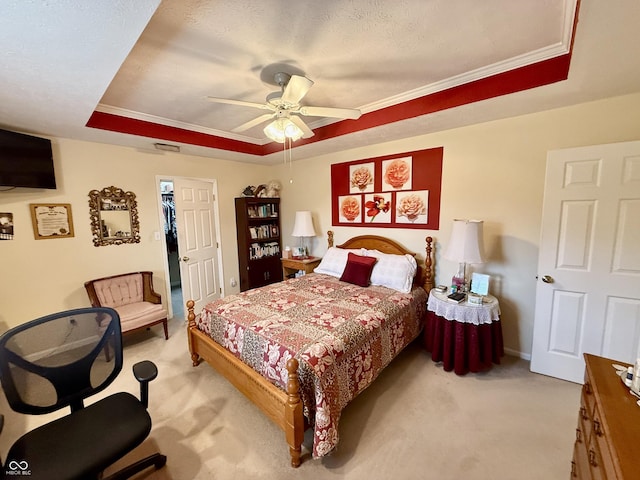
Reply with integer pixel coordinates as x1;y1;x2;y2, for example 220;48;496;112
0;307;166;479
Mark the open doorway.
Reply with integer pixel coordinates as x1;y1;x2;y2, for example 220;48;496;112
158;176;223;321
160;180;184;320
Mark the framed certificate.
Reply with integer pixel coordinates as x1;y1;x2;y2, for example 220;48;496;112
30;203;75;239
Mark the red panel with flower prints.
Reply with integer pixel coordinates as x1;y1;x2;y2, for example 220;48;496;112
331;147;442;229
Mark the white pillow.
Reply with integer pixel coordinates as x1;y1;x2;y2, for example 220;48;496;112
364;249;417;293
313;247;364;278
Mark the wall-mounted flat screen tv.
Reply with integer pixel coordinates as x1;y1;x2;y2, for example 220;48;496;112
0;128;56;189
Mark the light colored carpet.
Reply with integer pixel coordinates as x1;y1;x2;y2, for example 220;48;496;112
1;318;581;479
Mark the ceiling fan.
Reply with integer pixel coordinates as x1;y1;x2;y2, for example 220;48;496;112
206;72;362;142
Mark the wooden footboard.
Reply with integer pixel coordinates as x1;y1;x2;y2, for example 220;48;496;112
187;300;304;467
186;233;434;467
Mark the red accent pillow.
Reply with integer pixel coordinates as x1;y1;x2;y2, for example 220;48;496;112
339;252;377;287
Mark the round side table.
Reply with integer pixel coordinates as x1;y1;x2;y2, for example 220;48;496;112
424;291;504;374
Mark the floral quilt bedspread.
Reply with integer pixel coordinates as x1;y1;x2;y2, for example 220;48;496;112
197;273;427;458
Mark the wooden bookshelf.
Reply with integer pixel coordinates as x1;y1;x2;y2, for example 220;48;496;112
235;197;283;291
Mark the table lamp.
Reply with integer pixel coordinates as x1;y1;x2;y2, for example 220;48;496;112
443;219;485;292
291;211;316;259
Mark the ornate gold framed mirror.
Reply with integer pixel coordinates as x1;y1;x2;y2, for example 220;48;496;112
88;186;140;246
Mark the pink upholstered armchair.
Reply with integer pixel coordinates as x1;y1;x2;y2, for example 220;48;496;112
84;271;169;340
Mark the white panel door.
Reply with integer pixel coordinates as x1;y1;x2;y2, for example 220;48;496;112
174;178;221;315
531;141;640;383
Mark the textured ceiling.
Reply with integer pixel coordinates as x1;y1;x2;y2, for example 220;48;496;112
1;1;640;164
99;0;566;132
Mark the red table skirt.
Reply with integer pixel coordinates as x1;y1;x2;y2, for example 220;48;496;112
424;310;504;375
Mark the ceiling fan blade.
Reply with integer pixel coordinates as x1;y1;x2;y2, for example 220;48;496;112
289;115;315;139
231;113;275;133
281;75;314;105
297;105;362;120
206;96;273;111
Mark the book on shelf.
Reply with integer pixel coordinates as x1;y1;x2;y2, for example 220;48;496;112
247;203;277;218
249;241;280;260
248;224;274;239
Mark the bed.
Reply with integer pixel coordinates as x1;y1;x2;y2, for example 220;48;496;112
186;232;434;467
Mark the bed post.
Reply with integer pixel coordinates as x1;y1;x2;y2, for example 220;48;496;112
327;230;334;248
285;358;303;468
186;300;200;366
423;236;434;292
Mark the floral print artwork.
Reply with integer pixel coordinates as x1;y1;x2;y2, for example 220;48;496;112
332;149;443;228
396;190;429;223
364;193;391;223
349;163;374;193
339;195;361;222
382;157;412;190
197;273;427;458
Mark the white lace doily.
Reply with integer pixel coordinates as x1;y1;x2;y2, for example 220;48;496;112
427;291;501;325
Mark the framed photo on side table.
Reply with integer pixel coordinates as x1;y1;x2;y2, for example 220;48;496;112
469;273;490;305
292;246;306;259
470;273;490;296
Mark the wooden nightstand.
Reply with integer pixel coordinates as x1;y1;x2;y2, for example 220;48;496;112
281;256;321;279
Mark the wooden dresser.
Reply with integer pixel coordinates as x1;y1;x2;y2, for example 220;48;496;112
572;354;640;479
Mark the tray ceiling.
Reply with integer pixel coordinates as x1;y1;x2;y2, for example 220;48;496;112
1;1;639;164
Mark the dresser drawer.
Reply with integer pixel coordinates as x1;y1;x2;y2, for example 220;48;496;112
576;354;640;480
582;377;596;418
572;428;591;479
579;390;592;441
586;432;606;480
591;403;615;477
582;378;608;480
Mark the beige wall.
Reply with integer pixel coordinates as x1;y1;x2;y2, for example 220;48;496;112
0;139;270;329
1;92;639;358
274;92;640;358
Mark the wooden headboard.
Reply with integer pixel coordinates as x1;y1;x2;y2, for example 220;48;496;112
327;231;433;292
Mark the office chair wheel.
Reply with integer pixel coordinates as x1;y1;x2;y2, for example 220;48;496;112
103;453;167;480
155;454;168;468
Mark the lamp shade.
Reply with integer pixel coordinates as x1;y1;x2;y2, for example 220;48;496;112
264;118;304;143
443;219;486;264
291;211;316;237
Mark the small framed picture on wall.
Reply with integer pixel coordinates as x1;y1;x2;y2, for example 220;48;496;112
30;203;75;239
0;212;14;240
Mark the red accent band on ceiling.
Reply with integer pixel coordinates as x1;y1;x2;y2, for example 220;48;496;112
87;52;573;157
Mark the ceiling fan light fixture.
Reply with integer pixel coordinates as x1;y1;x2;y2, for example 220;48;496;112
263;118;304;143
208;72;356;140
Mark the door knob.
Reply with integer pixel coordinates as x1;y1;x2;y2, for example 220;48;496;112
541;275;554;284
181;256;190;262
